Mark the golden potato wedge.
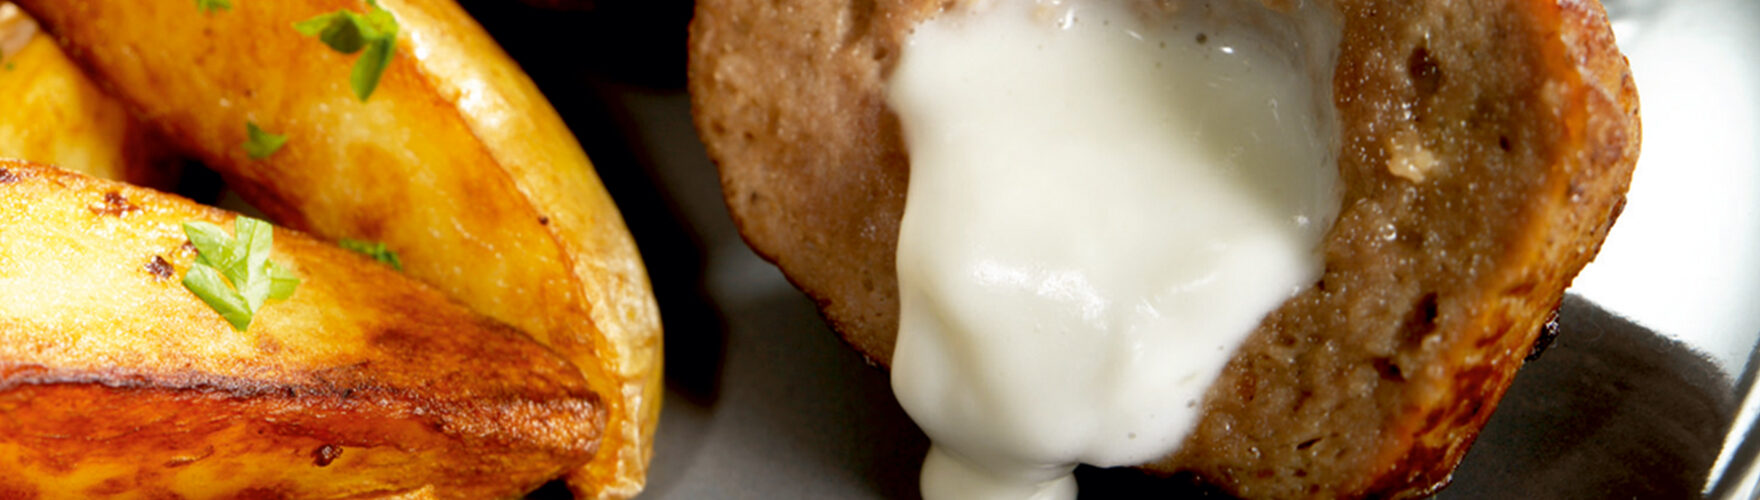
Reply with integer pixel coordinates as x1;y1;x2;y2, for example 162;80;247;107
14;1;664;497
0;3;179;189
0;161;603;499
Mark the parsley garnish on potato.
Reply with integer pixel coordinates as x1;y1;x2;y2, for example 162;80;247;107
195;0;231;13
340;238;403;270
294;0;399;101
243;121;288;160
181;216;300;332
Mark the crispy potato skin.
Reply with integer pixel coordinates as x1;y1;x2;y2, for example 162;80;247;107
0;3;179;189
14;1;664;497
0;161;604;499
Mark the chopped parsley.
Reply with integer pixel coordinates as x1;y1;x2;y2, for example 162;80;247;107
181;216;300;332
339;238;402;270
195;0;231;13
294;0;399;101
242;121;287;160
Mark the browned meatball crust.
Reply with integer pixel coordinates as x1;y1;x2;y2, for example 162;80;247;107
689;0;1638;497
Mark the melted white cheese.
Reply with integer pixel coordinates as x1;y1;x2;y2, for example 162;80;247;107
886;1;1341;498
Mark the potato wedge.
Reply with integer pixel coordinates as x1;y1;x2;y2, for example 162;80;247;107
0;161;603;499
14;1;664;497
0;3;179;189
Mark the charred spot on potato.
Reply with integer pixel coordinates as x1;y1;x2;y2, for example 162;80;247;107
370;326;422;351
90;191;138;216
539;216;550;225
313;444;343;467
1525;309;1561;362
145;256;173;280
0;168;14;184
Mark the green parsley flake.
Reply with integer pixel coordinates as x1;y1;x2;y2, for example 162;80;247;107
195;0;232;13
243;121;288;160
294;0;399;101
181;216;300;332
339;238;403;270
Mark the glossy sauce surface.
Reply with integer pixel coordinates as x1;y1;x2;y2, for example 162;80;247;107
887;1;1340;498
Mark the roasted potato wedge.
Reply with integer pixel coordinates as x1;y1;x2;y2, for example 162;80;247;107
14;1;663;496
0;3;179;189
0;161;603;499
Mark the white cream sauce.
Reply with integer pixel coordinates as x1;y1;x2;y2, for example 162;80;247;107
886;1;1341;498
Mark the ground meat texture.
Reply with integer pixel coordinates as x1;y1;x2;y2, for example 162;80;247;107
688;0;1639;498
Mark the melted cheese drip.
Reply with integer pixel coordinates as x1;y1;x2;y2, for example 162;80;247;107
887;1;1341;498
